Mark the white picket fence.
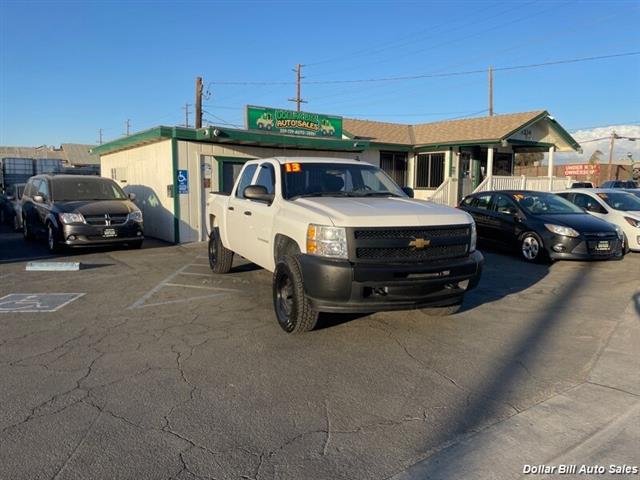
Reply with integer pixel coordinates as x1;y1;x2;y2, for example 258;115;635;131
473;175;572;194
429;175;572;206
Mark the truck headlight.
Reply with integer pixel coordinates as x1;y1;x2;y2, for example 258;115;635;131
128;210;143;222
59;212;85;224
470;221;477;253
544;224;579;238
306;224;348;259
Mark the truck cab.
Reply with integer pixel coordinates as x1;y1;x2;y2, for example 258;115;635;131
206;157;483;333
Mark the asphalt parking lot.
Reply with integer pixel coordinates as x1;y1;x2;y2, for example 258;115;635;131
0;224;639;480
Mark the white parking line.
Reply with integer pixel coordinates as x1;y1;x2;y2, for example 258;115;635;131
128;262;240;309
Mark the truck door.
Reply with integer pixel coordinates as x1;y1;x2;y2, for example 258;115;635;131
225;163;258;259
245;162;276;269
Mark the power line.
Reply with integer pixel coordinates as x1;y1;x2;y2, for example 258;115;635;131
208;51;640;86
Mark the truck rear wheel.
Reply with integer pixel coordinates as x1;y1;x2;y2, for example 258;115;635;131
273;255;319;333
208;228;234;274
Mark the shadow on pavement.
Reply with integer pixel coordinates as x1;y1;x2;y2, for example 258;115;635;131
462;248;550;311
411;262;595;478
0;223;175;264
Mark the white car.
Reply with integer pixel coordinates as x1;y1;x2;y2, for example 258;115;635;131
557;188;640;252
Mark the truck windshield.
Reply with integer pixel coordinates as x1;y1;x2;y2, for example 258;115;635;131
51;178;127;202
281;162;406;200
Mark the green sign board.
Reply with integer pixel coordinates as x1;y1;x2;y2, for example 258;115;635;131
246;105;343;138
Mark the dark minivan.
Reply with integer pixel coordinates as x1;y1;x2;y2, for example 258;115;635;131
458;190;624;263
21;175;143;253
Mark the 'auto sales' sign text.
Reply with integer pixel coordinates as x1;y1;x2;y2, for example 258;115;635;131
564;164;601;176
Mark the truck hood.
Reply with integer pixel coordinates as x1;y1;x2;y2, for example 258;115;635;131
292;197;472;227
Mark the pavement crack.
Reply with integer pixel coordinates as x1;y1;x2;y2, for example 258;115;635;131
51;406;102;480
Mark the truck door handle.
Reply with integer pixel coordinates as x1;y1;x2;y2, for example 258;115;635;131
228;206;234;211
244;211;252;216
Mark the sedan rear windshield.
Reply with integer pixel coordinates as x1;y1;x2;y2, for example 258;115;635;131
281;162;405;200
51;178;127;201
514;193;584;215
597;191;640;211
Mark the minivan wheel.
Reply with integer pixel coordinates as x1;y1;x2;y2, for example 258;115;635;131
272;255;319;334
47;224;61;253
23;217;33;240
521;232;546;263
208;228;233;273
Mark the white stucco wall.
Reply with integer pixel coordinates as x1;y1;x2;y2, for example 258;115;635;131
100;140;174;242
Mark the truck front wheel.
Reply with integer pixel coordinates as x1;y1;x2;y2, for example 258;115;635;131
273;256;319;333
208;228;234;274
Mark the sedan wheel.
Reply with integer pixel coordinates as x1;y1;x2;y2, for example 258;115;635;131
521;233;544;262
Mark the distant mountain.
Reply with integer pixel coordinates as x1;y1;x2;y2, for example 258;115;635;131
558;124;640;165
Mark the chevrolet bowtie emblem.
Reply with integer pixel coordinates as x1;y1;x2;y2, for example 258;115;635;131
409;237;430;249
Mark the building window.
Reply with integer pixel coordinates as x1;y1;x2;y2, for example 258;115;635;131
380;151;407;186
415;152;445;189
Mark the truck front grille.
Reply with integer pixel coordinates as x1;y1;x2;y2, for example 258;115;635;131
351;225;471;263
356;244;468;261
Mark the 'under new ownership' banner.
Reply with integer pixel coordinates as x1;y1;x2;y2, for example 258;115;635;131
246;105;343;138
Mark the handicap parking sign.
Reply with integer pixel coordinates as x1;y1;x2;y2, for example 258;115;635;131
177;170;189;194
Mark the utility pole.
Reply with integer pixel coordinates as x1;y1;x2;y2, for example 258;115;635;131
488;66;494;116
288;64;307;111
124;119;131;136
183;103;191;128
607;130;618;179
98;128;103;145
195;77;203;129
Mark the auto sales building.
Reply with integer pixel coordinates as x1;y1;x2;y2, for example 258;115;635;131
93;107;579;244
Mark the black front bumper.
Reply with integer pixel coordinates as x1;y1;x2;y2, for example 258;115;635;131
541;232;624;260
59;222;144;247
297;251;484;313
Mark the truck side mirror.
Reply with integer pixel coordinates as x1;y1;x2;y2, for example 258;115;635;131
402;187;414;198
244;185;275;204
128;192;137;201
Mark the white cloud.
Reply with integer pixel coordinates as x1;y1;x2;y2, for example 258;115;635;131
555;124;640;165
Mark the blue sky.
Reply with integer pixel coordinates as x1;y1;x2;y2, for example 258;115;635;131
1;0;639;146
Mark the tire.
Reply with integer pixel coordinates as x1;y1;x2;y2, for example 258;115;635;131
272;255;319;334
421;302;462;316
208;228;233;274
520;231;546;263
128;240;143;250
622;234;631;255
47;223;61;253
23;216;34;240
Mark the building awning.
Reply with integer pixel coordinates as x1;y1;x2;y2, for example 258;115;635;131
91;125;370;156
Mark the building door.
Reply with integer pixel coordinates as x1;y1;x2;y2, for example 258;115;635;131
200;155;214;241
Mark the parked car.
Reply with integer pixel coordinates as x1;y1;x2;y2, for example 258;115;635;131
625;189;640;200
601;180;639;189
458;190;624;263
0;183;25;229
206;157;483;333
570;181;594;188
557;189;640;253
21;175;144;253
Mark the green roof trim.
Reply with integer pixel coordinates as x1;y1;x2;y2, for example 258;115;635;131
91;125;369;157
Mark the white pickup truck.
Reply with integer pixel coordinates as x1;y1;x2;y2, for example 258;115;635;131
206;157;483;333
